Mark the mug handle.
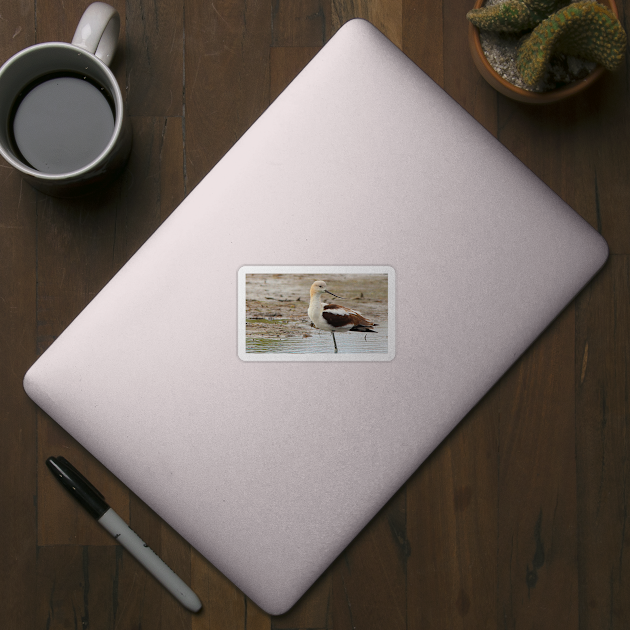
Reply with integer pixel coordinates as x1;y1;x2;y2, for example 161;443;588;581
71;2;120;67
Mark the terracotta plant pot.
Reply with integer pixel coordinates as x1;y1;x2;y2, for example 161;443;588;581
468;0;619;103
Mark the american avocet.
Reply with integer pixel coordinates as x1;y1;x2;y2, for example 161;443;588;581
307;280;377;352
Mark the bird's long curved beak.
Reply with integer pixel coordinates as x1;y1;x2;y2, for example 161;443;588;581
325;290;341;299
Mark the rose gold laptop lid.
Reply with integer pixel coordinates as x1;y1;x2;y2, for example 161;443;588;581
24;19;607;614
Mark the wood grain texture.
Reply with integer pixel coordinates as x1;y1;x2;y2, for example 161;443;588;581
184;0;271;191
403;0;444;87
37;417;129;546
331;486;408;630
494;54;629;256
35;0;128;96
332;0;403;48
0;150;38;630
576;256;630;629
190;548;265;630
1;0;628;627
583;72;630;254
271;573;332;629
272;0;331;46
497;304;579;629
270;47;321;103
126;0;184;117
118;495;194;628
407;392;498;629
443;0;497;132
111;116;185;269
36;545;119;630
0;5;38;630
35;113;186;549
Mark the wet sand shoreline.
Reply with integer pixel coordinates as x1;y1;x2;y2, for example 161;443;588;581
245;273;388;341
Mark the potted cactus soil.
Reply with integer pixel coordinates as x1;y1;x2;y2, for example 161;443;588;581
467;0;627;103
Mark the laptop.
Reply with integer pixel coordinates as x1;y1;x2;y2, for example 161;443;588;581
23;19;608;614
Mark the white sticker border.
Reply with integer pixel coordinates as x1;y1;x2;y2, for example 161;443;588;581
238;265;395;362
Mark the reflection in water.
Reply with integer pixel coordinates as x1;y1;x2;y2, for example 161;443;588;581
246;322;389;354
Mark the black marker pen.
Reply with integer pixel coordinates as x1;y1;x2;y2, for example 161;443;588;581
46;456;202;612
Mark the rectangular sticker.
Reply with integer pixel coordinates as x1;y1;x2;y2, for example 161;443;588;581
238;266;395;361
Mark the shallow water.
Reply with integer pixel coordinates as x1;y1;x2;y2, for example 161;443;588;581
245;273;389;355
246;320;389;354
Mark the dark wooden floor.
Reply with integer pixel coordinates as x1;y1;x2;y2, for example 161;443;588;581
1;0;629;628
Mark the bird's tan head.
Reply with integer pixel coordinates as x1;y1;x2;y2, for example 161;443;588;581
310;280;341;299
310;280;327;297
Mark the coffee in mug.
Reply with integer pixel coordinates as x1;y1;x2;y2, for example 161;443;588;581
11;72;116;174
0;2;131;197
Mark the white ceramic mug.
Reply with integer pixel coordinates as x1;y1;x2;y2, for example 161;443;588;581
0;2;131;197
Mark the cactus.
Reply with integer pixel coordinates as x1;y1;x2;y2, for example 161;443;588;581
467;0;568;33
516;1;627;85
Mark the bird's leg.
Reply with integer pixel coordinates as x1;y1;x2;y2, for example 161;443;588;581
332;332;338;352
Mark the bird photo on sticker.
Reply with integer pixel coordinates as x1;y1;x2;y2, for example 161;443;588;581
307;280;377;352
